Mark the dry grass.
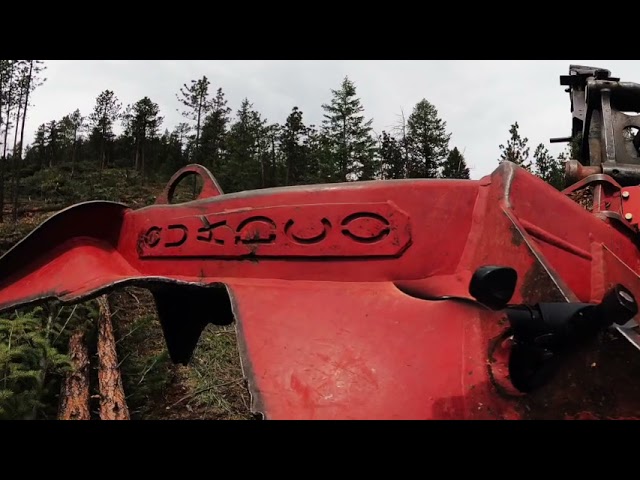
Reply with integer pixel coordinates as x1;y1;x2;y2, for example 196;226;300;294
174;324;253;419
567;186;594;212
107;287;253;420
0;211;54;255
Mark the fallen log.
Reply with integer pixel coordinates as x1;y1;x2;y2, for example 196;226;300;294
3;204;65;215
97;295;130;420
58;329;90;420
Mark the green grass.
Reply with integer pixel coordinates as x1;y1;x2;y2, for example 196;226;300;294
179;325;253;419
109;286;252;420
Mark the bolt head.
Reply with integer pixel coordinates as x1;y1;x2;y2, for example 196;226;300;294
623;191;630;199
625;212;634;221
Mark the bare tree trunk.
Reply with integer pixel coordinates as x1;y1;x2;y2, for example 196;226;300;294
11;93;22;159
1;65;13;160
342;118;347;181
270;135;276;187
0;64;4;157
96;295;129;420
10;92;23;222
14;60;32;224
286;163;290;185
0;111;4;224
100;124;107;171
400;108;409;179
261;146;266;188
193;103;203;196
58;329;90;420
0;63;15;224
71;131;77;177
195;101;202;157
140;141;145;185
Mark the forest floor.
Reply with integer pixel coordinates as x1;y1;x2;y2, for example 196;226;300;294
0;163;254;420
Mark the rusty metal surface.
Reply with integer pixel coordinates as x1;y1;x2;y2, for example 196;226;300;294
564;160;602;185
0;161;640;419
558;65;640;187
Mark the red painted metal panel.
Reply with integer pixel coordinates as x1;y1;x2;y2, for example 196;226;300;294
0;161;639;419
228;280;516;420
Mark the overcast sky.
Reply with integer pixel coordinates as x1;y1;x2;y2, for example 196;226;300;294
23;60;640;179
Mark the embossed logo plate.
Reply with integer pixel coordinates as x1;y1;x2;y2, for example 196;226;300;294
137;202;411;258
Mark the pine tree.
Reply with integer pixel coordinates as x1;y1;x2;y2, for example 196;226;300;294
533;143;564;189
45;120;61;168
88;90;122;170
12;60;46;223
391;109;411;178
0;308;72;420
57;114;76;163
0;60;18;223
125;97;163;180
499;122;531;170
441;147;470;179
225;99;266;192
379;131;405;179
158;127;187;176
280;106;316;185
406;99;451;178
31;124;46;168
10;61;28;163
320;77;377;182
64;109;84;175
200;88;231;173
260;123;281;188
304;124;322;185
177;76;212;164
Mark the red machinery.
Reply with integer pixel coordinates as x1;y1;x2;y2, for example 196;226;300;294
2;65;640;419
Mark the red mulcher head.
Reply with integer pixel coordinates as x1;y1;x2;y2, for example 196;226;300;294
2;67;640;419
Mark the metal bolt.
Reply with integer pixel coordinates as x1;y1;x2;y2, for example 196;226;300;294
623;191;630;199
625;212;633;221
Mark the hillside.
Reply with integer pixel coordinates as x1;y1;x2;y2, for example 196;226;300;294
0;163;253;420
